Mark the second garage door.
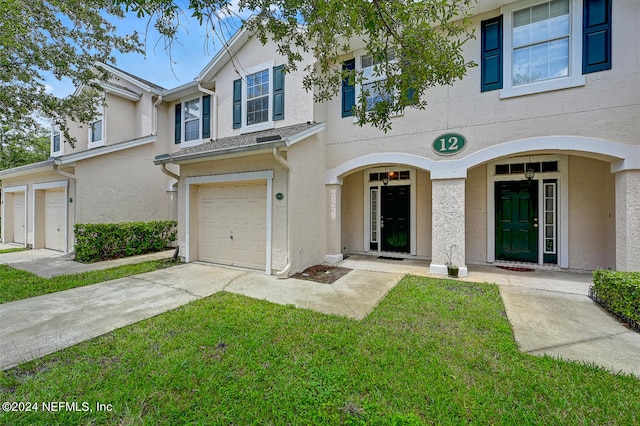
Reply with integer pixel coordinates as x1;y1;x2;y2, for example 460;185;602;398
12;192;26;245
197;181;267;270
44;189;65;251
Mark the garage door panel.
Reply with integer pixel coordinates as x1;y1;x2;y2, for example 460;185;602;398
12;193;26;244
197;182;267;270
44;189;65;252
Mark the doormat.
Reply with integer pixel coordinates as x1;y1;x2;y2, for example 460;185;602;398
378;256;404;261
497;266;535;272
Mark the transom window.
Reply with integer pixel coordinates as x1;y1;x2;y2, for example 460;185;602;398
183;98;200;142
512;0;570;85
246;69;269;125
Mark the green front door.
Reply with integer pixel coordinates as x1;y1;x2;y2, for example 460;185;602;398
381;185;410;253
495;181;538;262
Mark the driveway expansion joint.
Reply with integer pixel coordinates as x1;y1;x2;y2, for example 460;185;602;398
524;330;634;353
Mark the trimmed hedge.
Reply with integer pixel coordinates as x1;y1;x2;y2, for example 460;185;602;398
590;269;640;331
74;221;177;263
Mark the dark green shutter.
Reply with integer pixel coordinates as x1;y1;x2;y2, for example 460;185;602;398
342;59;355;117
273;65;285;121
202;95;211;139
233;78;242;129
174;103;181;144
583;0;612;74
481;16;503;92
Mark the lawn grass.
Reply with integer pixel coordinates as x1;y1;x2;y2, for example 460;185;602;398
1;275;638;425
0;259;179;303
0;248;26;254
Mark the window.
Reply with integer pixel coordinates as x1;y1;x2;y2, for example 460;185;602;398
232;63;284;131
88;105;104;148
482;0;611;97
51;126;62;156
359;49;395;111
174;95;211;146
183;98;200;142
512;0;570;86
246;69;269;126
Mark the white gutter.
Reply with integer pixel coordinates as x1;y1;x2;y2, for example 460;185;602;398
153;95;163;136
198;84;218;140
273;147;292;279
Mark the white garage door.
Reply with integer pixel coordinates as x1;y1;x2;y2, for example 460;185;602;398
44;189;65;251
197;181;267;270
12;192;26;244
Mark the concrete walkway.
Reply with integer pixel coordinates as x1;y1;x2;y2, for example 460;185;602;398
1;251;638;378
341;255;640;378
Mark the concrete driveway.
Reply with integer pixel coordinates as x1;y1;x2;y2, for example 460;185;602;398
0;263;401;370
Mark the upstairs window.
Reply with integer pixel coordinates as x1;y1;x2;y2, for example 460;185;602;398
51;126;62;156
232;63;284;131
481;0;611;97
174;95;211;147
246;69;269;126
512;0;570;86
359;49;396;111
88;105;104;148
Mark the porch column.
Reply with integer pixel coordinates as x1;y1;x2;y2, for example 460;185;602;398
429;178;468;277
325;182;343;263
615;169;640;271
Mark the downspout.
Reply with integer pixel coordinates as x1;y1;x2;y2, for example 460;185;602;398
273;147;292;278
152;95;163;135
198;84;218;140
159;163;179;181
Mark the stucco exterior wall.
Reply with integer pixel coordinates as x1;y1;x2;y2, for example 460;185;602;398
341;171;364;253
315;0;639;173
465;165;487;264
568;156;616;270
105;93;136;145
200;37;315;141
74;143;173;224
287;135;327;273
416;169;432;258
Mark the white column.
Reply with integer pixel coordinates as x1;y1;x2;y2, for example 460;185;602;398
615;169;640;271
429;178;468;276
325;183;343;263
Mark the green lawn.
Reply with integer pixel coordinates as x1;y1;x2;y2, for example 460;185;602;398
1;276;638;425
0;248;26;254
0;259;179;303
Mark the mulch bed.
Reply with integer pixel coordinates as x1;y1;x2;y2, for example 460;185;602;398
291;264;352;284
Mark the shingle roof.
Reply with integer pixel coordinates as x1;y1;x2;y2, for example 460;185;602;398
155;122;324;164
107;64;166;91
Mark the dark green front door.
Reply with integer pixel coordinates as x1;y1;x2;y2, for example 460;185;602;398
381;185;410;252
495;181;538;262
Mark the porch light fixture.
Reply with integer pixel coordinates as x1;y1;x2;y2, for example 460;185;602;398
383;167;389;185
524;157;535;181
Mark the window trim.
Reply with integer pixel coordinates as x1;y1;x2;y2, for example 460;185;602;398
87;105;105;149
51;125;63;157
500;0;585;98
240;61;275;133
353;49;400;121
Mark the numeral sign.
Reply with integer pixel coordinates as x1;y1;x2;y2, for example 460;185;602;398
432;133;466;156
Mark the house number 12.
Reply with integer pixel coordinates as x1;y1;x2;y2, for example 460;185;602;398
432;133;466;156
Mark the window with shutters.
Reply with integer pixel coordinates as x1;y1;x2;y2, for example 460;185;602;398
174;94;211;147
496;0;596;98
233;61;284;132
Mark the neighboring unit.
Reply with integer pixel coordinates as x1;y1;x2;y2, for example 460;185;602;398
0;64;177;253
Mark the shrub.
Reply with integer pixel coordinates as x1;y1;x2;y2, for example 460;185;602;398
74;221;177;263
590;269;640;331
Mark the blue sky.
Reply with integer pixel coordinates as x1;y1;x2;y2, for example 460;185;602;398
47;6;245;97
